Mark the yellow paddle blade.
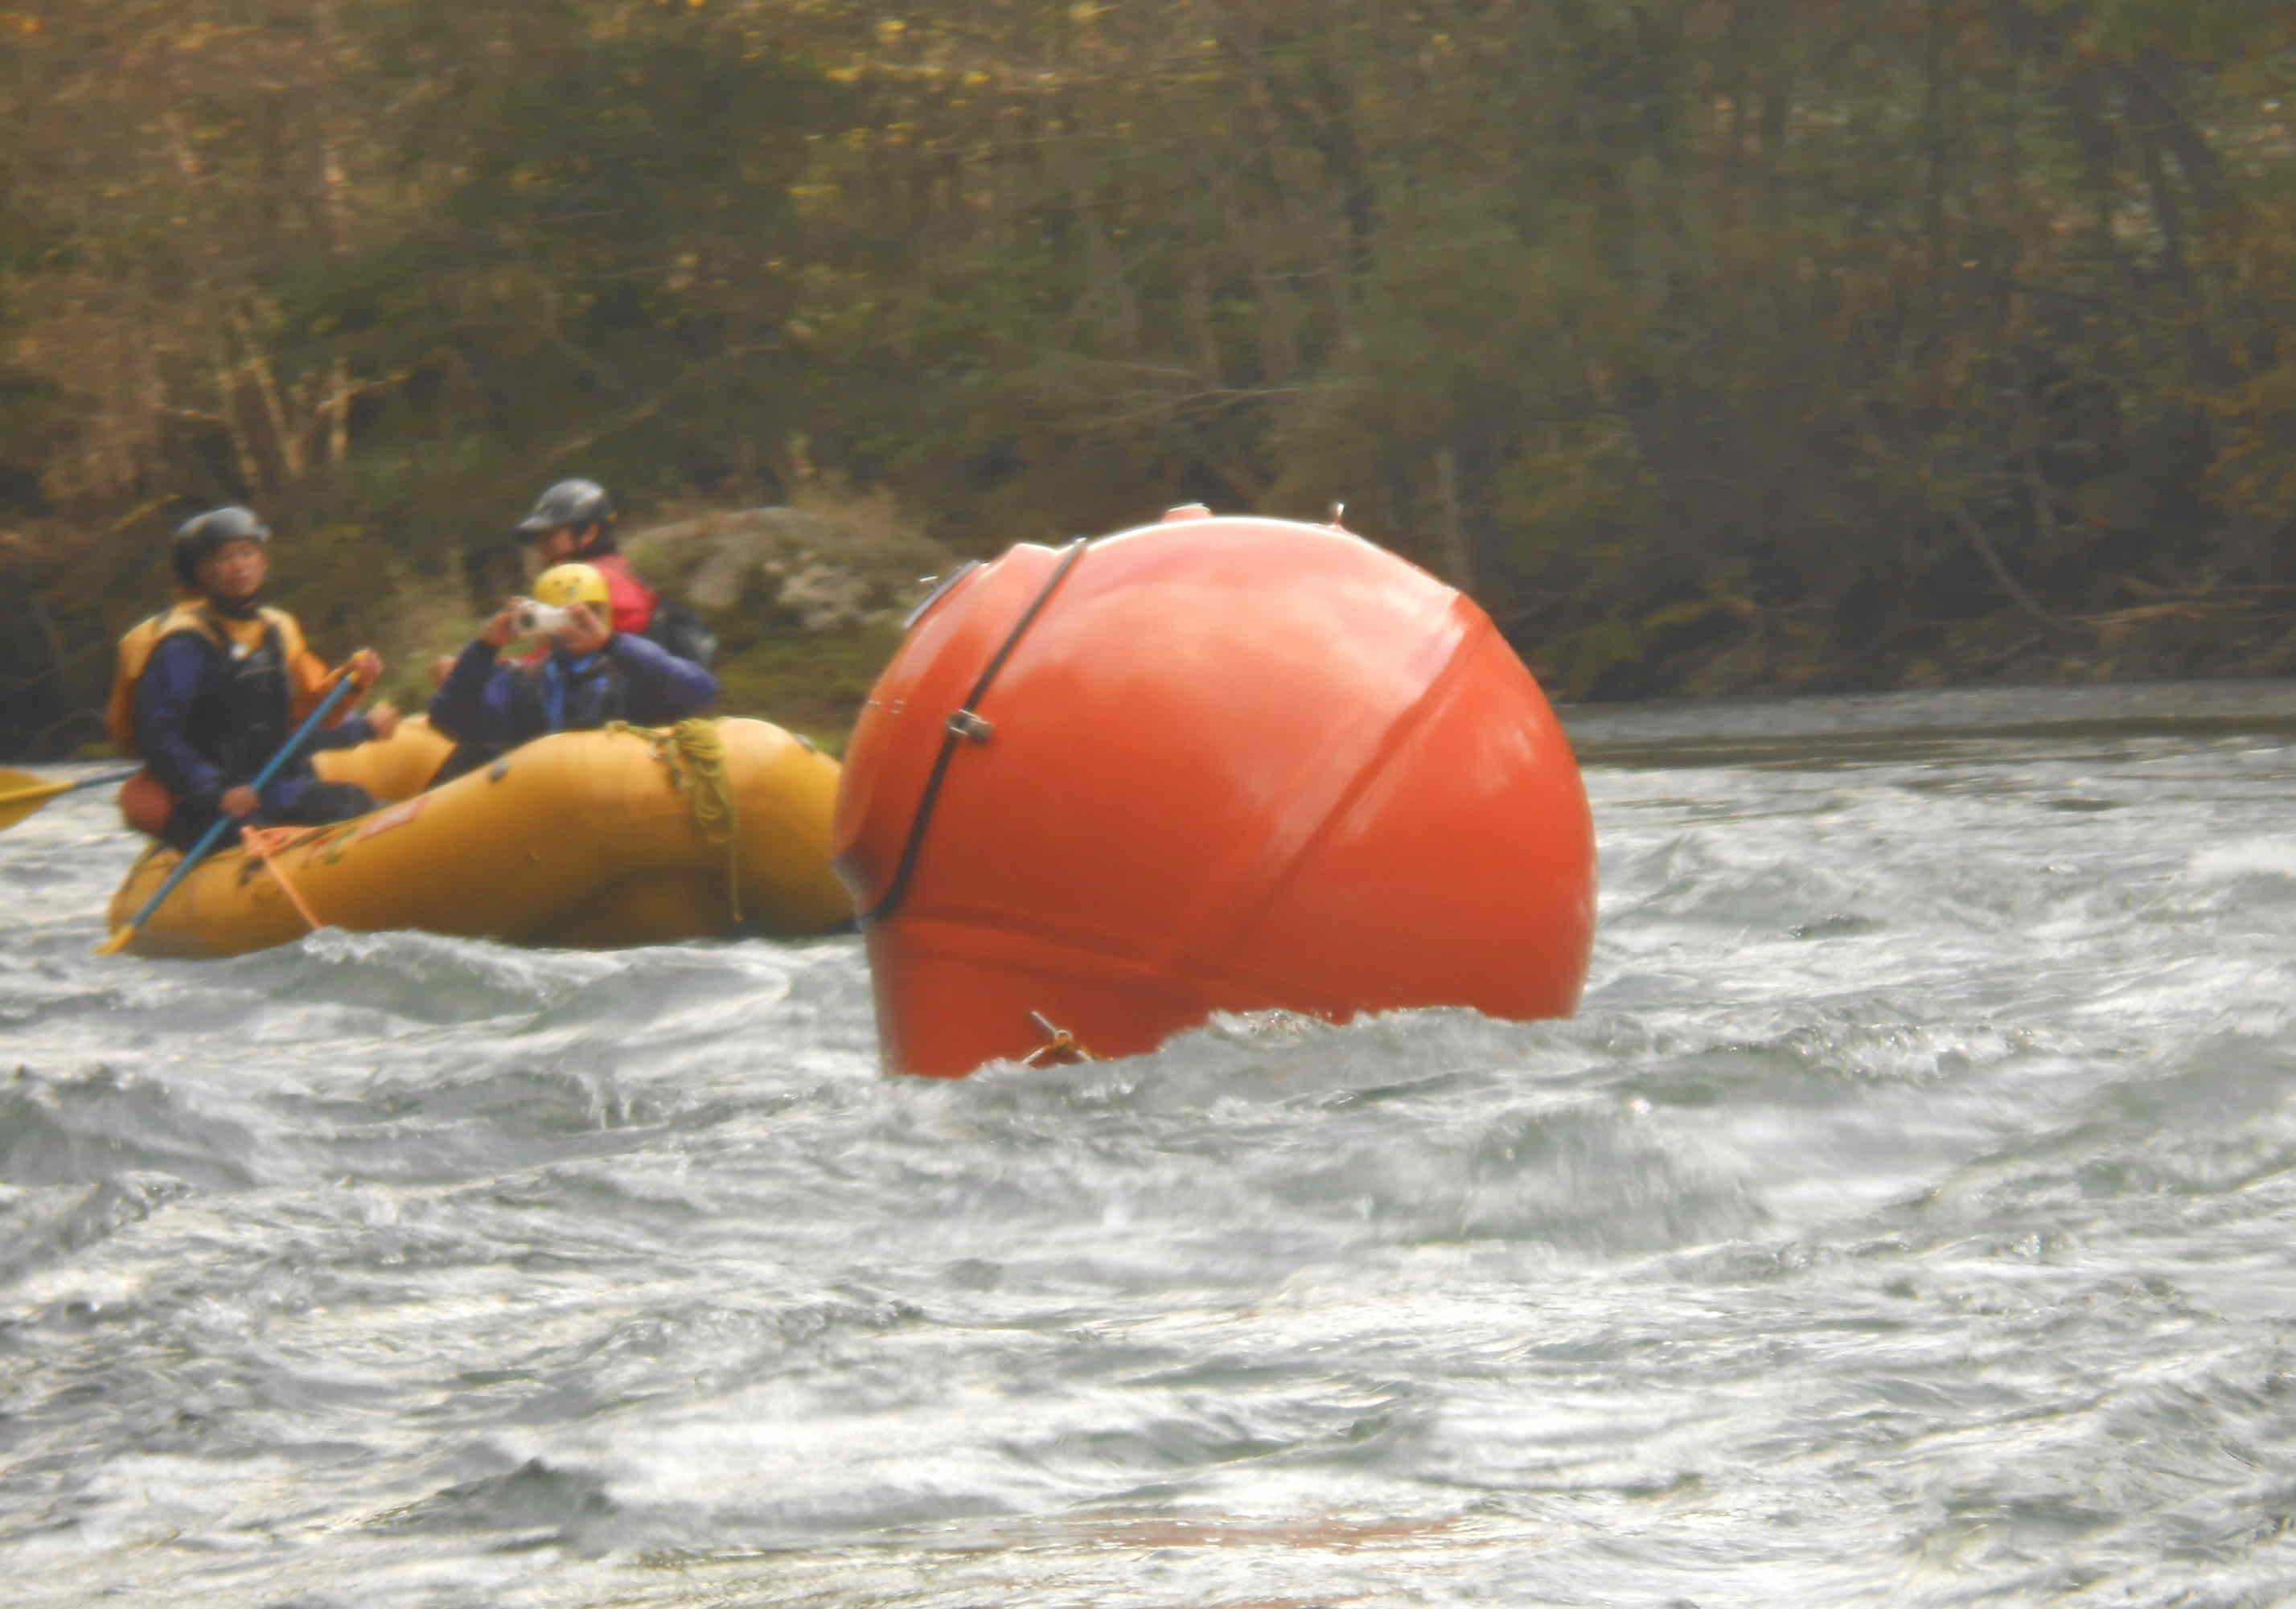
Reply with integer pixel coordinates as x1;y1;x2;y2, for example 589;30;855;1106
0;766;60;798
0;769;77;831
92;926;137;956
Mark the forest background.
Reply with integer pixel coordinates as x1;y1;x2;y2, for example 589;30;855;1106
5;0;2296;759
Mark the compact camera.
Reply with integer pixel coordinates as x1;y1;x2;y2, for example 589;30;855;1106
513;599;573;635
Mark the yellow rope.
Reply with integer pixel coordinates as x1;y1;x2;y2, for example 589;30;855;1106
606;718;742;923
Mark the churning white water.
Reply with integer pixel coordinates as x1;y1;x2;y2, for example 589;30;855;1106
6;681;2296;1607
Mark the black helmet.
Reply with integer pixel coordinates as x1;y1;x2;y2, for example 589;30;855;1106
516;478;614;541
171;505;270;590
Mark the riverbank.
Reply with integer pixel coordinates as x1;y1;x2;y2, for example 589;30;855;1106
31;510;2296;767
1558;593;2296;708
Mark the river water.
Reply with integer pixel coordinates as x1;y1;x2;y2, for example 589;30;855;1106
7;680;2296;1608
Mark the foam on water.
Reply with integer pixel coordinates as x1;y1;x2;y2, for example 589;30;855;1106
9;688;2296;1607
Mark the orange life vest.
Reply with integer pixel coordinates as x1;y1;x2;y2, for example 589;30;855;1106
103;602;331;838
105;602;316;757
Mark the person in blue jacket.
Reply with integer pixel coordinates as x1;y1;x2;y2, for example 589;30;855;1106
126;507;399;852
426;562;717;782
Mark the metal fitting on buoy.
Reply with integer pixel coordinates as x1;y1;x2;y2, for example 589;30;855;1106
1021;1010;1095;1067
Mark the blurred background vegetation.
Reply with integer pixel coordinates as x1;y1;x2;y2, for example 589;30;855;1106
5;0;2296;757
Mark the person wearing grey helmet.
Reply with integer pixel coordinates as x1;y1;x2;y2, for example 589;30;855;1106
498;475;716;679
515;478;658;638
107;506;400;850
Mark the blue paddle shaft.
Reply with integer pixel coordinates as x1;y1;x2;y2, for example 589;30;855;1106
113;672;362;939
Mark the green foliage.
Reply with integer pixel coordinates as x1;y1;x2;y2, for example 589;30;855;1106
709;622;906;756
8;0;2296;754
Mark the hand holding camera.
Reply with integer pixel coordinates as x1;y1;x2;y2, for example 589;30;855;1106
513;600;573;636
480;595;610;654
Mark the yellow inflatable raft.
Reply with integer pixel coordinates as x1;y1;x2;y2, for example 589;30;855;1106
312;714;456;801
107;717;854;959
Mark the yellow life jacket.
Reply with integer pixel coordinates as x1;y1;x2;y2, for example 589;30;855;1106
104;602;310;757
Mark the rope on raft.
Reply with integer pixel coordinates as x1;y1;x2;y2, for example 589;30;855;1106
606;717;742;924
239;823;327;933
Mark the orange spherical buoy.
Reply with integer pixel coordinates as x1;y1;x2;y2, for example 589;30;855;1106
831;514;1596;1077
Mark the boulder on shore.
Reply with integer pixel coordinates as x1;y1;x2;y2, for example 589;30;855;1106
622;507;960;636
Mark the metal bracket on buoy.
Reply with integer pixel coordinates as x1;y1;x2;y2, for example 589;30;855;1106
1021;1010;1095;1067
860;536;1089;927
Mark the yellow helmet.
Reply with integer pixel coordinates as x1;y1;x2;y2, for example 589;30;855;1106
532;562;610;610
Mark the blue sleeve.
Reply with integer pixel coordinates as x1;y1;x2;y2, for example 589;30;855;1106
134;635;227;807
261;710;368;813
261;774;314;815
606;631;718;724
428;641;516;746
306;712;375;753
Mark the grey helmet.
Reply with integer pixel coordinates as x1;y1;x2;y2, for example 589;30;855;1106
516;478;614;544
172;505;270;590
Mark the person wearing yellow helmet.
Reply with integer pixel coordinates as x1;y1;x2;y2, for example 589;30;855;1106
523;560;615;626
425;560;717;783
423;477;716;688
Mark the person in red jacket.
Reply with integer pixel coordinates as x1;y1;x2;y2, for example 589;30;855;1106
427;476;716;692
515;478;656;637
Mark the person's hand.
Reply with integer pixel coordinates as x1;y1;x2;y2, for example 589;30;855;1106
556;601;612;655
481;600;524;650
368;703;401;741
428;654;456;688
220;786;260;819
348;647;384;686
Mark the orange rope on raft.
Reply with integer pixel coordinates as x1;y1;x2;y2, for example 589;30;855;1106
238;824;327;934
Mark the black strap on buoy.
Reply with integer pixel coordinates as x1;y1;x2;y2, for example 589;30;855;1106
860;536;1090;926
